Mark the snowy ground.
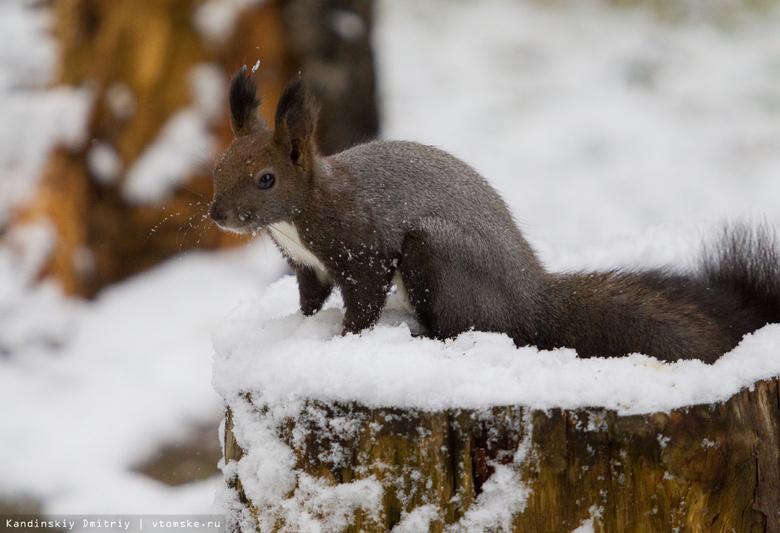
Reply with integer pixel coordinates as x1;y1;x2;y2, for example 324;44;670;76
2;0;780;522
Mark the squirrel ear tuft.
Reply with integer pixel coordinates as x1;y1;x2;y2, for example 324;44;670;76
274;76;320;167
229;65;266;136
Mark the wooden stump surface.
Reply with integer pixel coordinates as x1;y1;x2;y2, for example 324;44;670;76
223;378;780;532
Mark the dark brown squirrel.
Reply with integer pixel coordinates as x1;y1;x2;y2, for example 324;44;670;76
209;66;780;363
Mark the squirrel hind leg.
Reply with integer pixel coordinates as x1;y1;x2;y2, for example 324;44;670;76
397;221;526;342
396;230;443;338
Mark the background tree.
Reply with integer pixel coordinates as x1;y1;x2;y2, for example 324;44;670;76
11;0;378;298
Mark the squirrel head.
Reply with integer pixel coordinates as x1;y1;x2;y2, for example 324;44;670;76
209;66;320;233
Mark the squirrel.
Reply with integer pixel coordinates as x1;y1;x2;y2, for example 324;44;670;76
209;66;780;363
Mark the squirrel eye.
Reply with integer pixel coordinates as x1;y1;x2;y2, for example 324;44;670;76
255;173;275;189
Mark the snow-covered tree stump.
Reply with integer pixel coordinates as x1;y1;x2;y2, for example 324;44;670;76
213;277;780;532
221;380;780;532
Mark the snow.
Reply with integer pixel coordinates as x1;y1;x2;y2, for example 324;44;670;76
0;243;285;513
122;65;225;204
213;275;780;415
122;109;216;204
0;87;92;224
2;0;780;526
0;1;91;224
0;0;55;90
193;0;265;46
0;221;73;355
391;505;440;533
87;141;123;185
375;0;780;252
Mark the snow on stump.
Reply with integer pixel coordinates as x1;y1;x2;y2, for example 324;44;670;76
213;277;780;532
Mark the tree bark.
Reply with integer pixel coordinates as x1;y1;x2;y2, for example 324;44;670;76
222;378;780;532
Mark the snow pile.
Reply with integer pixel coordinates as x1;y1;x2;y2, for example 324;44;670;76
0;243;286;513
213;274;780;416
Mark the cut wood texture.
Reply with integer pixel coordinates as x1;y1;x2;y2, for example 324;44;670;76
223;378;780;532
11;0;377;298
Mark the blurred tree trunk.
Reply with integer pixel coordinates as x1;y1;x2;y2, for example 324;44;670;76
223;378;780;532
12;0;377;298
281;0;378;154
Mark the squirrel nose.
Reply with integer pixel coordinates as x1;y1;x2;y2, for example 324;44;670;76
209;201;228;224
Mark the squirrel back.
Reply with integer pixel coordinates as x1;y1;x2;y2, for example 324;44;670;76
210;68;780;363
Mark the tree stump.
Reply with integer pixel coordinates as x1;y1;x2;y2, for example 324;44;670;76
220;378;780;532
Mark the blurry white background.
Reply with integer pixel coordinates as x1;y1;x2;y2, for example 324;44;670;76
1;0;779;517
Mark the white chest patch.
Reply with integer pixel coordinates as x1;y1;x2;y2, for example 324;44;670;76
267;222;413;313
268;222;328;275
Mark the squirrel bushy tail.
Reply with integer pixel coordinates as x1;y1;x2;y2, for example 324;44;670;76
541;222;780;363
698;222;780;335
